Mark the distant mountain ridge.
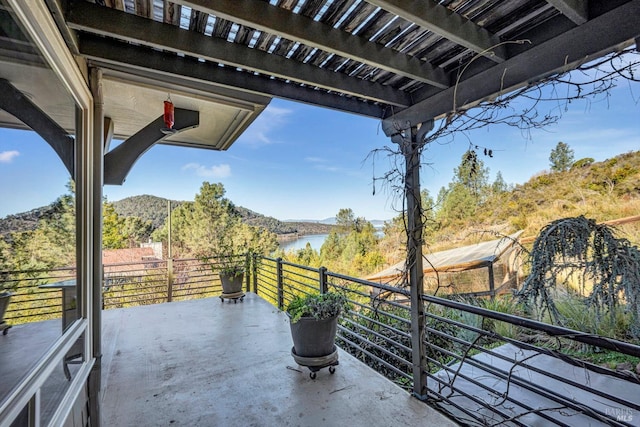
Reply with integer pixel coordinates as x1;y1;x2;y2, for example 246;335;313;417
112;196;336;237
284;217;337;224
0;195;335;238
284;217;387;226
1;151;638;245
0;207;51;236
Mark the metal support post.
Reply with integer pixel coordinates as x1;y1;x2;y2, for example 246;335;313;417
319;267;328;294
167;258;173;302
244;253;251;293
276;258;284;310
488;263;495;299
89;67;104;426
252;253;258;294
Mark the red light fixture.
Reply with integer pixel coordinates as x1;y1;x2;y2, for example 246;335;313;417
161;95;177;135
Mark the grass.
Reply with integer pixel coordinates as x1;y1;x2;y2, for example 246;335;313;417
564;349;640;370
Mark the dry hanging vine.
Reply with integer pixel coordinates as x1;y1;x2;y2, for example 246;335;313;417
516;215;640;338
367;48;640;294
363;48;640;423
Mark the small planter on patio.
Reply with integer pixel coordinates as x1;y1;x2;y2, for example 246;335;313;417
286;292;348;379
219;267;245;303
0;291;12;335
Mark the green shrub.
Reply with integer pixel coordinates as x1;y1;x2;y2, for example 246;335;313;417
286;292;349;323
571;157;595;169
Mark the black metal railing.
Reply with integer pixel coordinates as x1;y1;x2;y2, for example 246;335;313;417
1;254;248;323
3;254;639;425
254;255;640;427
0;266;75;323
418;293;640;426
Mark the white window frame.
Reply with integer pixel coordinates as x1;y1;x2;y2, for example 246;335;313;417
0;1;95;426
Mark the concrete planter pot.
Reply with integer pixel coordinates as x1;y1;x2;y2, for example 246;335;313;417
289;314;338;358
289;314;340;378
220;271;244;294
0;292;12;335
286;292;346;377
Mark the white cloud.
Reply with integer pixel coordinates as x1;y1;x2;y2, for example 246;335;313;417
0;150;19;163
304;156;325;163
300;155;362;176
314;164;340;173
182;163;231;178
238;105;293;147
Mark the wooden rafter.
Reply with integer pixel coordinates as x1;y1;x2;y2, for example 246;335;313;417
546;0;588;24
367;0;507;62
175;0;450;88
68;2;411;107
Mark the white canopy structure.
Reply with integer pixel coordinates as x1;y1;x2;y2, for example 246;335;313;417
367;231;524;289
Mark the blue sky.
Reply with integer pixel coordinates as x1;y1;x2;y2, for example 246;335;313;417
0;80;638;222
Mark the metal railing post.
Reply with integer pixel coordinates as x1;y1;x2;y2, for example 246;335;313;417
244;252;251;293
488;263;495;299
252;253;258;294
167;258;173;302
276;257;284;310
319;266;328;294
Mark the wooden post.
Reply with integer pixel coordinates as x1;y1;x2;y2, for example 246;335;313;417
397;120;433;400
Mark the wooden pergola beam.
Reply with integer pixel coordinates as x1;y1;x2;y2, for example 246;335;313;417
104;108;199;185
368;0;507;62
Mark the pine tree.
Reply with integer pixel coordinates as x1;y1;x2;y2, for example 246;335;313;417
165;182;277;259
491;171;508;194
436;150;490;225
453;150;489;198
549;141;574;172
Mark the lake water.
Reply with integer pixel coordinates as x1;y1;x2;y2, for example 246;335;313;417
280;234;329;252
280;228;385;253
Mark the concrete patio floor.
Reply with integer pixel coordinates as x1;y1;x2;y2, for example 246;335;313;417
101;293;458;426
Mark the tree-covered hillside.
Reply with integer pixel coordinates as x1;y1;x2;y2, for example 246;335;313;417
416;149;640;253
474;150;639;237
111;194;181;229
0;207;52;237
110;195;333;237
3;149;637;271
0;193;333;239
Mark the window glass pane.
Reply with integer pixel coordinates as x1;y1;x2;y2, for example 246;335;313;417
40;331;87;426
0;0;79;415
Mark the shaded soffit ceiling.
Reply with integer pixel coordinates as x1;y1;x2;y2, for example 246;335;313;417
0;0;271;152
50;0;640;137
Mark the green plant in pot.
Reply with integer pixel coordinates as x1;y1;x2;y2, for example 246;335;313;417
206;230;245;296
0;279;16;335
287;292;349;378
172;183;277;300
218;261;245;296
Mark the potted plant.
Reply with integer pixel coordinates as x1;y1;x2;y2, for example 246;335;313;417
0;280;16;335
218;263;244;295
286;292;349;378
215;255;246;302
